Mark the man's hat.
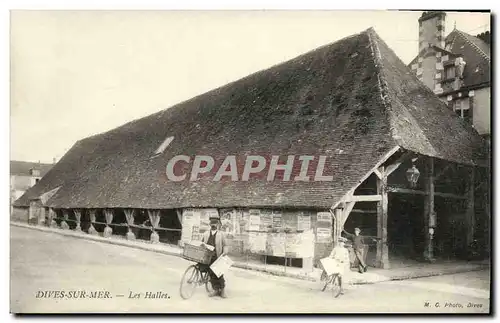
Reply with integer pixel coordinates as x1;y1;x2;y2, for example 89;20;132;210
338;237;348;242
209;214;220;221
354;227;361;232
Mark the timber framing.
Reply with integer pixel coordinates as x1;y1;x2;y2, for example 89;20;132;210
423;158;436;261
376;165;390;268
435;164;453;180
328;144;487;269
344;195;382;202
330;145;401;211
386;152;416;177
387;186;468;200
351;209;378;214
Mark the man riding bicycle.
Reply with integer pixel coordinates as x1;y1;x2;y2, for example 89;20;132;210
200;215;229;298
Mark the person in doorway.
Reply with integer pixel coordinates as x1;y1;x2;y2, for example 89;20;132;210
201;216;229;298
343;227;379;274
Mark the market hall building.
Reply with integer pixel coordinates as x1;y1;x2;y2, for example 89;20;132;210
13;28;489;273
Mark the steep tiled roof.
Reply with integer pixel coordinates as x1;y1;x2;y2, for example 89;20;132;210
408;28;490;90
445;29;490;88
14;28;488;209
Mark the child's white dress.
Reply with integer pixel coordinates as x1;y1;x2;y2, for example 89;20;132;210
328;246;351;276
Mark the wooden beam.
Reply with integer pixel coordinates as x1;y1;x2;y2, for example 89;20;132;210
373;168;383;180
376;166;390;269
345;195;382;202
435;192;467;200
474;181;486;193
387;186;467;200
330;146;401;210
386;152;414;177
351;209;377;214
343;202;356;223
387;186;426;195
435;164;452;180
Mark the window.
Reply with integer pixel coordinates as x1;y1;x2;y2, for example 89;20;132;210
453;99;472;124
153;136;174;156
445;66;455;79
463;109;472;124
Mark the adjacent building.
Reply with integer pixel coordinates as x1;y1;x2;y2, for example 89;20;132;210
10;160;53;222
409;11;491;142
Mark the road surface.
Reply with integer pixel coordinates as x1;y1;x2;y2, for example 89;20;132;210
10;226;490;313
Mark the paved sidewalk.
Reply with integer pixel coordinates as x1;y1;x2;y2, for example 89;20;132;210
11;222;490;285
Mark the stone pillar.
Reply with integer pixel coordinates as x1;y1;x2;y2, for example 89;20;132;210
88;209;98;235
37;207;45;226
148;210;161;244
49;208;58;228
103;209;114;238
302;257;314;273
124;209;136;240
74;209;82;232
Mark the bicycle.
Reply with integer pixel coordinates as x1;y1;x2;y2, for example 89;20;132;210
320;270;343;298
179;262;215;300
179;242;216;300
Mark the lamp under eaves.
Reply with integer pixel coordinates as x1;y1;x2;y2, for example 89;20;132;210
406;163;420;188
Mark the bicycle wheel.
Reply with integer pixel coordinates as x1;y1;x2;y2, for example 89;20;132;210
331;274;342;298
204;271;215;294
180;265;199;300
321;272;331;292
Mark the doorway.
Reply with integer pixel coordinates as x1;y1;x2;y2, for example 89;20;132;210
387;194;425;261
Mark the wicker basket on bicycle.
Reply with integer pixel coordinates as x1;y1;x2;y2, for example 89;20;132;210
182;242;214;265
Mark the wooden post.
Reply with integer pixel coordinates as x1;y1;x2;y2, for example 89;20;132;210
424;158;436;262
465;167;475;248
334;208;342;247
376;166;390;269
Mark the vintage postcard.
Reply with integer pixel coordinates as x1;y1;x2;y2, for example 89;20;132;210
9;9;491;314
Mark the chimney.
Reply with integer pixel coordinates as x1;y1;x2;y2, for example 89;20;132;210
418;11;446;52
53;157;56;164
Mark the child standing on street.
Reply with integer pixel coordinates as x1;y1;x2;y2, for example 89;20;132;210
328;237;351;294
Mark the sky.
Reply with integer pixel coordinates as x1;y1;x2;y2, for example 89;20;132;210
10;10;490;163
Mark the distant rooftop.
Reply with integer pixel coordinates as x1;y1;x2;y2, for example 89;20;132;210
10;160;54;177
